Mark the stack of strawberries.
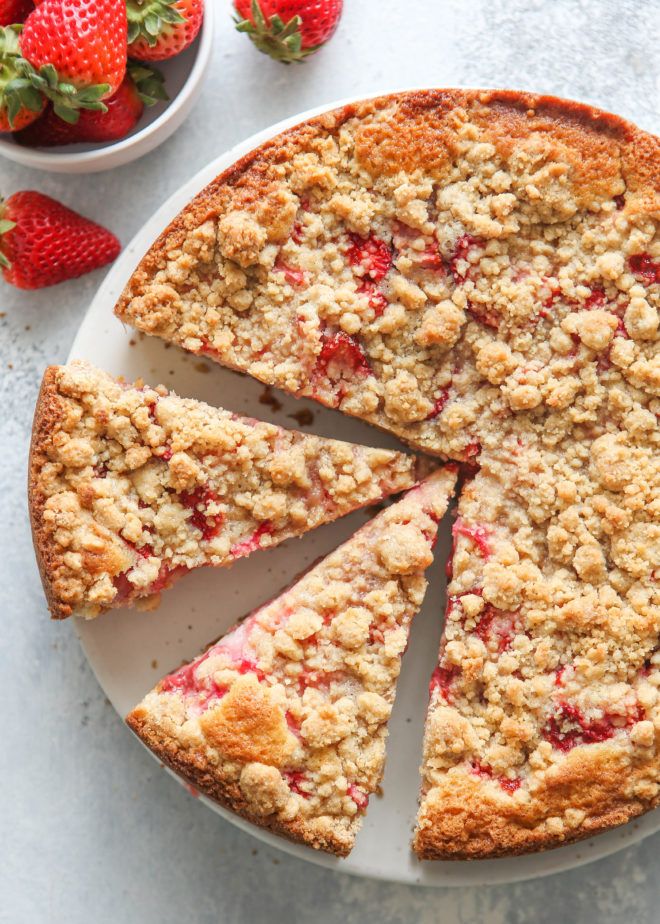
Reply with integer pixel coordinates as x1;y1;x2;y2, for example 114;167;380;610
0;0;345;289
0;0;204;144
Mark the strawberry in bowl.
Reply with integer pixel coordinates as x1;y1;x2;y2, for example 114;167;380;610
0;0;212;172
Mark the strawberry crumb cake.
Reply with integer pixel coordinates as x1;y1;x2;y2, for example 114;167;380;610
33;89;659;860
29;361;421;620
126;468;457;855
111;88;659;857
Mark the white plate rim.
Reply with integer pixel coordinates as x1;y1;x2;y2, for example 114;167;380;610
69;89;660;887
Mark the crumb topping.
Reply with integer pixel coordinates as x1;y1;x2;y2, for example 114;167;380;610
111;90;659;855
128;469;456;852
31;362;419;619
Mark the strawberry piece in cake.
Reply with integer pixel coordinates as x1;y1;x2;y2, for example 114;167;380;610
29;362;423;620
126;467;457;856
415;435;660;859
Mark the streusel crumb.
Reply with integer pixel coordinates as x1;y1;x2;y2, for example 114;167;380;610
29;361;421;619
127;468;457;856
113;89;658;857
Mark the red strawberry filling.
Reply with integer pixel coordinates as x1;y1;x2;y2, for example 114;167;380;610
463;441;481;460
229;521;274;559
452;517;492;557
470;760;522;793
150;562;188;595
425;387;450;420
466;300;499;328
629;252;659;285
357;279;388;316
313;330;372;405
554;665;567;686
473;604;519;653
429;662;460;702
543;700;645;752
418;243;445;271
284;770;310;798
346;233;392;281
160;650;229;708
347;783;369;810
392;222;445;271
449;234;481;281
180;487;224;542
275;260;306;287
584;286;608;310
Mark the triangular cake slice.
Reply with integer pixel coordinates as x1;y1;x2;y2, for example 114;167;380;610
414;439;659;859
29;361;422;620
126;467;457;856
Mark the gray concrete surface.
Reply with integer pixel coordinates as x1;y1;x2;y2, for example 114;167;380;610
1;1;659;921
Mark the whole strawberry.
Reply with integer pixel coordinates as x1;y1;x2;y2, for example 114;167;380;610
127;0;203;62
15;62;168;145
0;25;44;131
17;0;127;123
234;0;342;62
0;0;33;26
0;191;121;289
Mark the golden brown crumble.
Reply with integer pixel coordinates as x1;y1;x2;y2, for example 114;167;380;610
127;469;457;855
111;90;659;855
29;362;420;619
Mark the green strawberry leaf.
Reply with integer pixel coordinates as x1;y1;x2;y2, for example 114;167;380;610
52;99;80;124
128;60;169;107
0;25;22;57
234;3;308;63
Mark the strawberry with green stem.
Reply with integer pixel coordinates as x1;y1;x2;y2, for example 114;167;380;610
126;0;203;62
0;191;121;289
233;0;342;63
0;25;44;131
16;61;168;145
16;0;127;124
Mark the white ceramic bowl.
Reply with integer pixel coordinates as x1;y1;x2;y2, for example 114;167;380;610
0;1;214;174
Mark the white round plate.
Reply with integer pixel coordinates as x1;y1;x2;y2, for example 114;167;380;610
70;95;660;886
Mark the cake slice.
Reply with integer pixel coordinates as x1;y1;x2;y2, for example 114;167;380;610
414;436;659;859
29;361;422;620
126;467;457;856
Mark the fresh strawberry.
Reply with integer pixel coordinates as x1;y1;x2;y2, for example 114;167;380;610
0;0;33;26
0;25;44;130
0;191;120;289
234;0;342;63
17;0;127;124
127;0;203;62
15;62;167;145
